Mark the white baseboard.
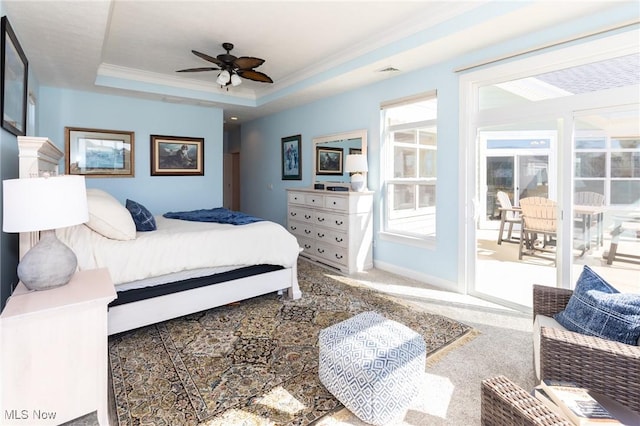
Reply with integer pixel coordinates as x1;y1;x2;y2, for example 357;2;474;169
372;259;459;293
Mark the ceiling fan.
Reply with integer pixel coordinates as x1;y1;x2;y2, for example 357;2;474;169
176;42;273;88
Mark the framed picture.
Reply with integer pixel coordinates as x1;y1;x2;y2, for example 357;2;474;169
151;134;204;176
65;127;134;177
1;16;28;137
282;134;301;180
316;146;343;175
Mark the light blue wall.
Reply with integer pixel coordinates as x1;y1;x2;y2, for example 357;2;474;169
240;2;639;287
38;87;224;214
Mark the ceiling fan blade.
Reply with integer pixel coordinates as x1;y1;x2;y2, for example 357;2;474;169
192;50;224;67
237;69;273;83
176;67;220;72
234;56;265;70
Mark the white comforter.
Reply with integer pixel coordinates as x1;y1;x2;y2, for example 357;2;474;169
57;216;301;285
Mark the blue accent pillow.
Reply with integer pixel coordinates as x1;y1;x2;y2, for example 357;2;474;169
554;266;640;345
125;199;157;232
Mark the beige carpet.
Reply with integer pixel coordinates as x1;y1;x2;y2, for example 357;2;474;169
108;260;476;425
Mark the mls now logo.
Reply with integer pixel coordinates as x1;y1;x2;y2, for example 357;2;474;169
5;409;57;420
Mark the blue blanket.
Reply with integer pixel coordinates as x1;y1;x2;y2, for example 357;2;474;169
163;208;264;225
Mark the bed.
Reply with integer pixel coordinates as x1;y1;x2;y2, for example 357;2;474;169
17;137;301;335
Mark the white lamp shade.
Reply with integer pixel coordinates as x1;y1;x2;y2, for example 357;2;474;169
345;154;368;173
230;73;242;86
216;70;231;85
3;175;89;232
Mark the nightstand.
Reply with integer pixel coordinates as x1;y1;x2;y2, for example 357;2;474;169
1;268;116;425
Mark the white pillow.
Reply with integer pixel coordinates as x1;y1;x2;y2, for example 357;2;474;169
85;188;136;240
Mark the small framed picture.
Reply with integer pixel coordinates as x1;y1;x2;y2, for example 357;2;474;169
65;127;134;177
316;147;343;175
150;134;204;176
282;134;301;180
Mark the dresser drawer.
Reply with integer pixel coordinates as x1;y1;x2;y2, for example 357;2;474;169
288;206;314;223
297;236;315;255
315;228;348;249
315;242;348;266
305;193;324;207
288;191;306;205
314;211;348;231
287;220;314;239
324;195;348;211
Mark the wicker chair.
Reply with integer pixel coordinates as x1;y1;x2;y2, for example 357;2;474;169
481;375;571;425
482;287;640;425
533;284;640;414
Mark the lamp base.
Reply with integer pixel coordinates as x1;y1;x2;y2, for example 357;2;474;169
350;173;366;192
18;230;78;291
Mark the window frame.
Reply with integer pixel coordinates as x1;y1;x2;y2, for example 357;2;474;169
381;93;438;242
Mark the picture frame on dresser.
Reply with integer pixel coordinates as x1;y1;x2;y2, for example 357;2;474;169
1;16;28;137
282;134;302;180
65;127;135;177
316;146;343;175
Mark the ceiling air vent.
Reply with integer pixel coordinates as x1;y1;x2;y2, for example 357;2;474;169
377;66;400;73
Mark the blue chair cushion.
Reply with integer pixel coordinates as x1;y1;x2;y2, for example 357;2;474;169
554;266;640;346
125;199;157;232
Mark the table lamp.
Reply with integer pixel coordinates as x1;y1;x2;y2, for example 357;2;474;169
2;175;88;291
345;154;368;192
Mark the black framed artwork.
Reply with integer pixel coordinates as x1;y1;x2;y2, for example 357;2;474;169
282;134;301;180
1;16;28;137
316;146;343;175
151;134;204;176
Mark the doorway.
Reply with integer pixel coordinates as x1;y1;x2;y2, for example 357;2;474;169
461;30;640;311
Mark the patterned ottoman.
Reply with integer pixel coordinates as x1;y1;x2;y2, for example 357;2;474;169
318;311;426;425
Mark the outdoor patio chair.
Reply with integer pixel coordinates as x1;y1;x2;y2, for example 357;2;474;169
518;197;557;263
496;191;521;245
574;191;605;250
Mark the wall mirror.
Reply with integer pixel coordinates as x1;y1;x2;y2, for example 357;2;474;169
312;129;367;186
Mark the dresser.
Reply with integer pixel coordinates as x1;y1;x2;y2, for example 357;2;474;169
287;188;373;273
0;269;116;425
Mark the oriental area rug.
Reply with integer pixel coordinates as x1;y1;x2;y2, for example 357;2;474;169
108;260;476;426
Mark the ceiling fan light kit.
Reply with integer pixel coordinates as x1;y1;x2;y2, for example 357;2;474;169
177;42;273;89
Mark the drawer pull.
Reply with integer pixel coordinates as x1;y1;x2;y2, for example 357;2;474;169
290;212;297;217
335;254;343;259
317;233;325;238
305;214;311;219
335;237;343;243
335;220;343;226
305;229;311;234
317;248;325;254
290;226;297;231
317;217;325;222
332;201;337;205
304;244;312;249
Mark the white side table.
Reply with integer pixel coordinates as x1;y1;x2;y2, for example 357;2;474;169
1;268;116;425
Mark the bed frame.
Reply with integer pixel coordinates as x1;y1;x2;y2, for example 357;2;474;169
17;137;302;336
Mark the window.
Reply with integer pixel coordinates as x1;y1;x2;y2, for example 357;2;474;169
574;135;640;206
381;93;437;238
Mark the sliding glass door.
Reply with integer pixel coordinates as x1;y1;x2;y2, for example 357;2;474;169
461;31;639;310
571;106;640;294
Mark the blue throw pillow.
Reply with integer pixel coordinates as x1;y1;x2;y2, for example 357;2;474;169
554;266;640;345
125;199;157;232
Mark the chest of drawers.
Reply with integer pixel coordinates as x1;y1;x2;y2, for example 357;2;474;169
287;189;373;273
